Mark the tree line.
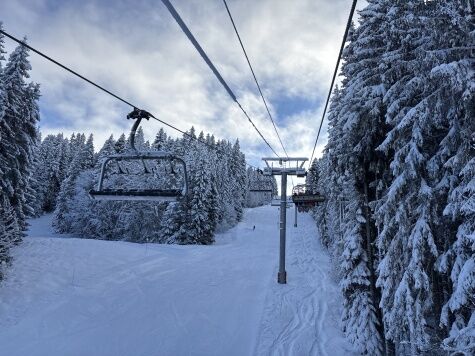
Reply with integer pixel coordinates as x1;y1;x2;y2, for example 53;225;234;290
34;126;274;245
309;1;474;355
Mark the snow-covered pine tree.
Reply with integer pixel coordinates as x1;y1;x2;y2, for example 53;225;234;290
208;179;219;233
152;128;167;151
0;200;18;278
28;130;44;216
230;140;247;223
340;176;383;355
95;134;116;176
313;86;344;251
132;126;146;151
428;1;475;353
29;133;71;214
0;196;21;280
83;134;95;169
214;139;232;227
1;39;40;232
0;217;10;280
159;202;182;244
309;157;336;252
53;134;90;233
373;2;466;353
177;132;215;244
317;1;390;352
114;133;127;153
205;133;215;147
0;32;41;280
442;151;475;354
306;159;319;192
245;168;257;208
204;136;220;234
0;24;7;187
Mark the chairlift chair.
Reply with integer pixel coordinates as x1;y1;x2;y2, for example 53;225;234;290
89;108;188;201
291;184;324;212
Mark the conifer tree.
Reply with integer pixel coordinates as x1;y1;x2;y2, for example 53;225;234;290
0;196;20;280
153;128;168;151
83;134;95;168
115;133;127;153
431;1;475;352
159;203;181;244
1;40;40;233
53;137;93;233
96;135;115;165
230;140;247;223
318;2;389;352
373;2;469;352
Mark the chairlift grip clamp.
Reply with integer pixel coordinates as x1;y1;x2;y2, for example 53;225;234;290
127;108;151;151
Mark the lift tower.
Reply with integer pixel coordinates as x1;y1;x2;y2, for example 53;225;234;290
262;157;307;284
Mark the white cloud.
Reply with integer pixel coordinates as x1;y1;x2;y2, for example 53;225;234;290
2;0;352;172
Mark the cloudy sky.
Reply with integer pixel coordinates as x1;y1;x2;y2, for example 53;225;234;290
2;0;363;177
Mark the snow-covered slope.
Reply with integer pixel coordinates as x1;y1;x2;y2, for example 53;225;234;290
0;206;354;356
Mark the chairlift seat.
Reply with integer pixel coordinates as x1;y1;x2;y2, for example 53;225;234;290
291;183;325;208
89;188;183;201
292;194;325;204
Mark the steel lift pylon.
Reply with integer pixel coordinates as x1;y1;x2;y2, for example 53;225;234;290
262;157;307;284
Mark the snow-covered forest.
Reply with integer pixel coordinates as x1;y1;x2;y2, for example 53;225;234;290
32;128;275;243
308;1;474;354
0;0;474;355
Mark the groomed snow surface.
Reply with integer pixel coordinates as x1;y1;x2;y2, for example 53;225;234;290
0;205;355;356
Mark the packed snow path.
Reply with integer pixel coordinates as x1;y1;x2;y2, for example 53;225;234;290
0;206;354;356
254;211;353;356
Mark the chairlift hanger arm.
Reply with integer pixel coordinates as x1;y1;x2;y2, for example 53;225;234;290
127;108;152;151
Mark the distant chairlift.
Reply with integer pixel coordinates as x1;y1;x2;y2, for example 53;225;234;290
271;197;293;208
248;182;273;194
89;108;188;201
291;184;325;212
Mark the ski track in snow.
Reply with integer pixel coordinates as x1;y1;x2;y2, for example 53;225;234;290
254;212;356;356
0;207;354;356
